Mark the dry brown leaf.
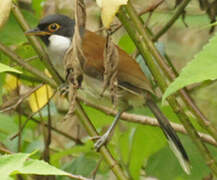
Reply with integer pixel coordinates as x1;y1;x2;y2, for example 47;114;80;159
101;32;119;106
64;0;86;116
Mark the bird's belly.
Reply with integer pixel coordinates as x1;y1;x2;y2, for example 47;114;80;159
79;75;145;109
48;53;65;78
79;75;118;108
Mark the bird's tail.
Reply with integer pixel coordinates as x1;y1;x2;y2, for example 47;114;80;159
146;98;191;174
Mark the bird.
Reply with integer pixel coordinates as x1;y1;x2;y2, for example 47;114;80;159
25;14;190;174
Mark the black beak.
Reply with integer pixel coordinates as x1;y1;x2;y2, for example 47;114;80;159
25;27;51;36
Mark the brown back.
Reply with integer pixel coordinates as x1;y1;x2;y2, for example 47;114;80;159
82;31;153;93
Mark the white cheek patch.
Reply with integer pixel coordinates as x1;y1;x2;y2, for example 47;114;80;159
48;34;71;55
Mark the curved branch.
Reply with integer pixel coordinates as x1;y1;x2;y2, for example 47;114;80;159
79;97;217;147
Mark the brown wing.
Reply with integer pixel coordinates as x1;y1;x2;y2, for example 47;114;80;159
82;30;153;93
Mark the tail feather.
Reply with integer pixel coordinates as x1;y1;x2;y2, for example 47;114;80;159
146;98;191;174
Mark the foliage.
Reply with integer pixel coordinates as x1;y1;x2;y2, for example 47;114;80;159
0;152;70;180
0;63;21;74
163;32;217;102
0;0;216;180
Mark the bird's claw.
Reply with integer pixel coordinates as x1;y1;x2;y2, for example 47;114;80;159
94;132;110;151
58;83;69;96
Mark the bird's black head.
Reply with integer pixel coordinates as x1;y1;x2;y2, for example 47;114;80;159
25;14;75;46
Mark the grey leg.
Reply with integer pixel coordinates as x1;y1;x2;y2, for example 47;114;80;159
94;111;123;151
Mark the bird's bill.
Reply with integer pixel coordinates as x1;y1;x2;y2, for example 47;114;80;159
25;27;51;36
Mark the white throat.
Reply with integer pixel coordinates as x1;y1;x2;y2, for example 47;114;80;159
48;34;71;56
47;34;71;77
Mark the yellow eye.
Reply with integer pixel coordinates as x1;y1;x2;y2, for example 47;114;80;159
48;23;60;32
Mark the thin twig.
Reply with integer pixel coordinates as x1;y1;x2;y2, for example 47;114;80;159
0;146;12;154
21;111;83;144
11;55;39;67
153;0;191;41
138;0;164;16
0;84;44;113
75;100;128;180
91;158;102;180
10;89;57;140
0;42;56;88
17;77;22;152
43;85;52;163
8;72;44;84
66;174;92;180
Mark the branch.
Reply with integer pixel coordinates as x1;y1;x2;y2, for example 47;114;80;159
0;84;44;113
79;97;217;146
22;112;83;144
138;0;164;16
152;0;191;41
66;174;92;180
75;100;128;180
118;2;217;175
131;2;217;144
0;42;56;87
10;90;57;141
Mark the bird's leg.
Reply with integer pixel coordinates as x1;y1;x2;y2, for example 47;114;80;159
94;110;124;151
57;83;69;96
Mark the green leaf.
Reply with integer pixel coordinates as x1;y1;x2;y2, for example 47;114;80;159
0;113;17;140
0;153;30;179
146;136;217;180
82;104;113;129
32;0;45;17
0;153;70;180
128;125;166;180
118;34;136;54
58;153;97;179
163;32;217;102
0;10;38;45
20;159;69;176
0;63;21;74
50;141;93;167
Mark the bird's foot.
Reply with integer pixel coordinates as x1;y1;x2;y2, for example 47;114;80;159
93;131;111;151
58;83;69;96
